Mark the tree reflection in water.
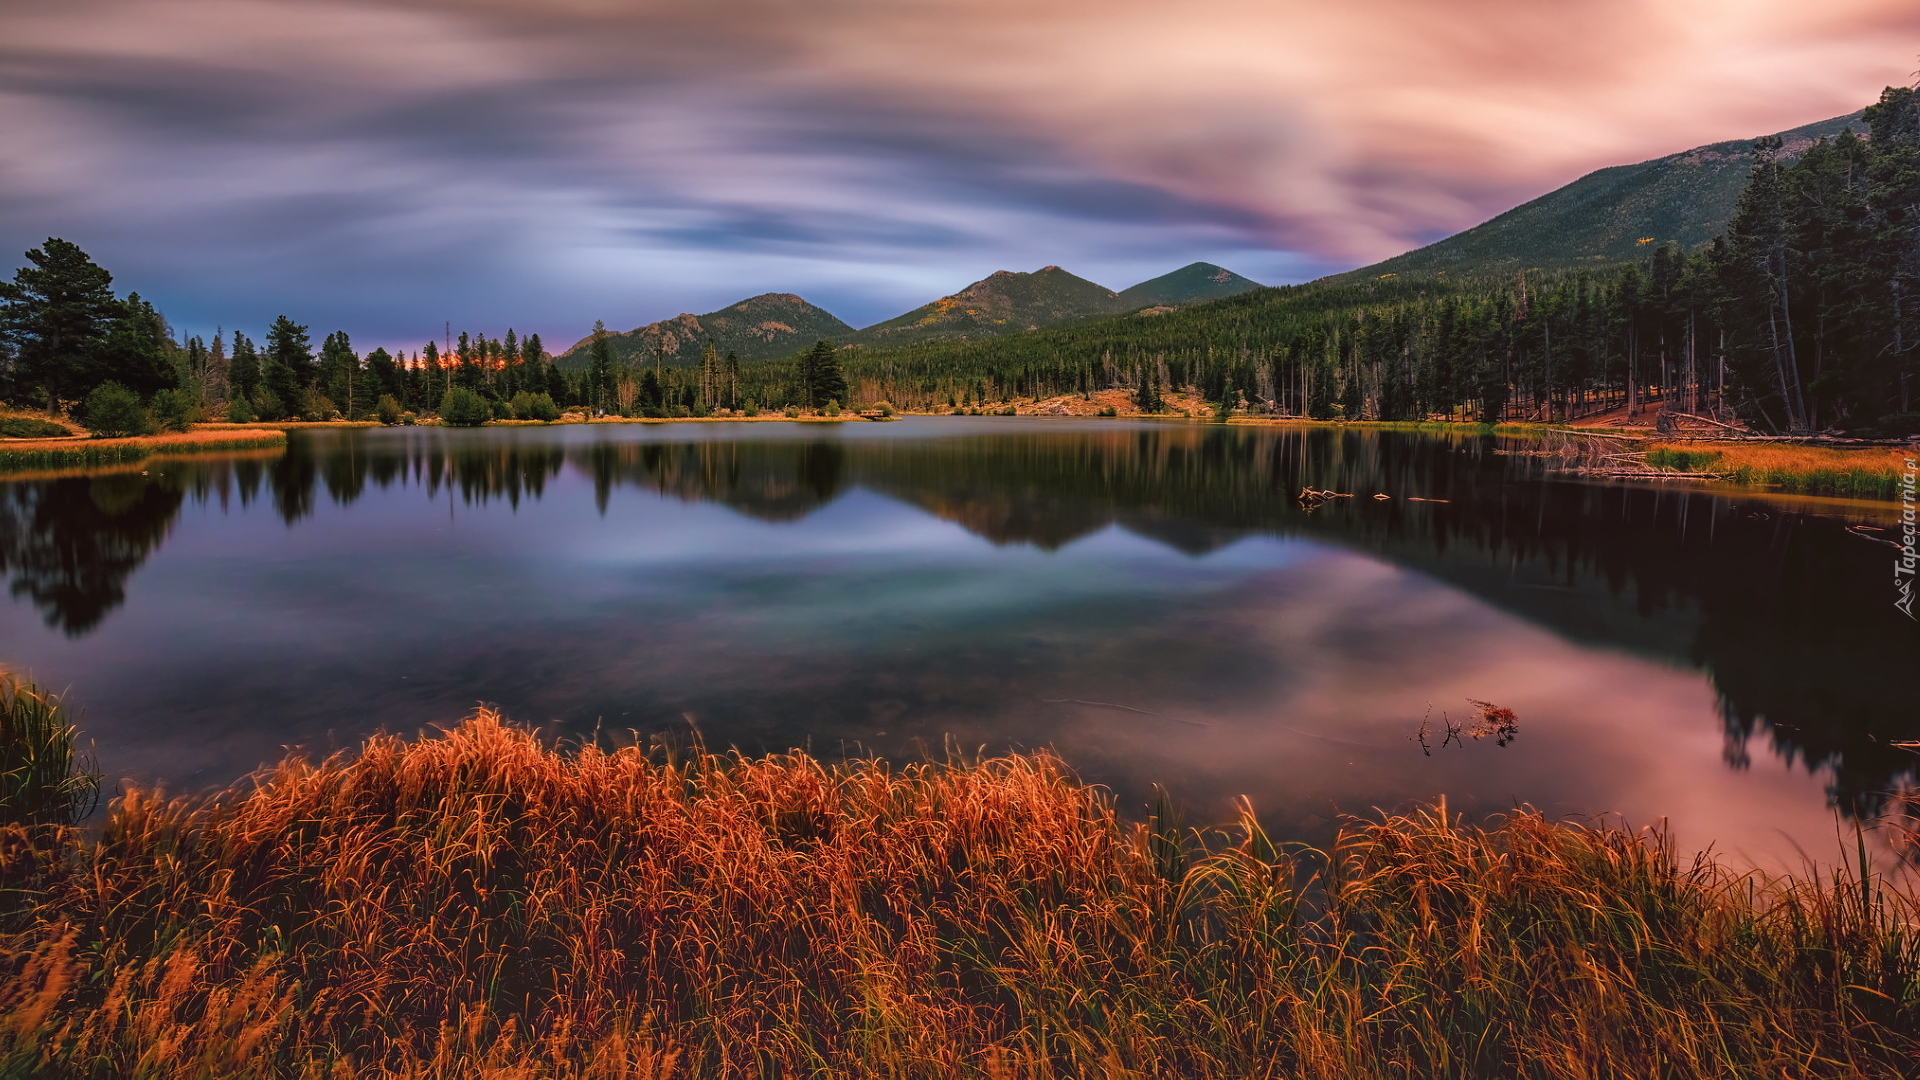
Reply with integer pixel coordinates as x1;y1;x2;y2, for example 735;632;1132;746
0;423;1912;811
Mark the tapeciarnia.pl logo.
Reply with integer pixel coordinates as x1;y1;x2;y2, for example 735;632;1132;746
1898;457;1917;620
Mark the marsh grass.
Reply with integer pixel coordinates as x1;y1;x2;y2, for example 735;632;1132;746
0;674;95;831
0;429;286;473
1647;442;1912;500
0;429;287;467
1;710;1916;1078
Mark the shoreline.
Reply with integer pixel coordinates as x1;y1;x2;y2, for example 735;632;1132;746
0;427;287;473
4;706;1916;1077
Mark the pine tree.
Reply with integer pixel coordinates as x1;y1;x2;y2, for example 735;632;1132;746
0;237;123;409
796;339;846;410
588;321;614;415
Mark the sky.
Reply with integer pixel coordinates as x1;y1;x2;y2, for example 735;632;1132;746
2;0;1916;352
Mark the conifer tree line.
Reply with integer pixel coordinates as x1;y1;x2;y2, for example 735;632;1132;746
817;85;1920;435
5;88;1914;433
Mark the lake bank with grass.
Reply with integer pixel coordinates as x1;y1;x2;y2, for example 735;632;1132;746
3;696;1917;1079
0;427;286;473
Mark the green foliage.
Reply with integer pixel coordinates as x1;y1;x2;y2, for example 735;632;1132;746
300;388;337;422
252;385;284;422
438;387;492;426
0;240;179;407
148;387;200;432
375;394;403;426
0;672;96;829
0;416;67;438
794;339;847;410
523;393;560;421
0;237;120;406
226;396;256;424
80;381;150;437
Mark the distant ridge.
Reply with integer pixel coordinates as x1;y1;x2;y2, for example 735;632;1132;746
556;293;853;369
561;262;1265;365
846;266;1127;348
1327;111;1866;283
1117;262;1261;308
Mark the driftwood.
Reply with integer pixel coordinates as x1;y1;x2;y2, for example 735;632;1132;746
1569;468;1726;480
1297;487;1353;506
1848;526;1904;550
1552;428;1647;441
1666;411;1747;433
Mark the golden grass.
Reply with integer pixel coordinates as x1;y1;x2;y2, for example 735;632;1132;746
3;710;1917;1078
1646;441;1914;499
0;428;287;474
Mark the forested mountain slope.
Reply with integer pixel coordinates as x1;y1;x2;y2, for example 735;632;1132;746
1325;111;1863;283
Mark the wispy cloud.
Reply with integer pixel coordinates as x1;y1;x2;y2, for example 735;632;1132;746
0;0;1912;346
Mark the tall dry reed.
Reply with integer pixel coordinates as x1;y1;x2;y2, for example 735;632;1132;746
1;710;1915;1078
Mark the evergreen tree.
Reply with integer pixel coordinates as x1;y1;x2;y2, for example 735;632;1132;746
320;331;360;419
0;238;123;408
229;332;260;404
264;316;312;415
795;339;846;410
588;321;614;414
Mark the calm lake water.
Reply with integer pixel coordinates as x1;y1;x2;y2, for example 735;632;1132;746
2;418;1915;866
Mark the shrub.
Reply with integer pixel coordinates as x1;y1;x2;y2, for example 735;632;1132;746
302;389;338;421
226;396;256;424
822;399;840;417
490;397;514;421
523;393;560;422
375;394;403;426
149;388;201;432
438;387;492;426
0;416;68;438
80;381;151;438
253;386;284;421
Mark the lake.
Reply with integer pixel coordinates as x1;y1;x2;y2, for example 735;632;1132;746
2;417;1914;867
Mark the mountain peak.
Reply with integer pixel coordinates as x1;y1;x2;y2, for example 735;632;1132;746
1326;110;1865;282
850;266;1124;346
1117;262;1263;308
556;293;853;369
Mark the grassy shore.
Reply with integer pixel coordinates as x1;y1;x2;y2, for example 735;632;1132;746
1646;442;1914;500
0;428;286;474
3;704;1917;1079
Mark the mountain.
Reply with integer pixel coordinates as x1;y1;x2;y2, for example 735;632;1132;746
556;293;854;369
1116;262;1262;308
1327;111;1866;283
846;266;1130;348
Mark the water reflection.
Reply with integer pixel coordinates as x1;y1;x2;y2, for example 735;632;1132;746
1;422;1913;817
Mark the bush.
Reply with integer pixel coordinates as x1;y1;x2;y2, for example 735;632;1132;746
226;396;256;424
0;416;68;438
302;389;338;421
438;387;493;426
81;381;151;438
253;386;284;421
490;397;514;421
149;388;201;432
375;394;403;426
523;393;560;422
822;399;840;417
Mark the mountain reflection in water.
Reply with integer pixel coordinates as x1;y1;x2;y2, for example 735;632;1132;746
0;420;1912;830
